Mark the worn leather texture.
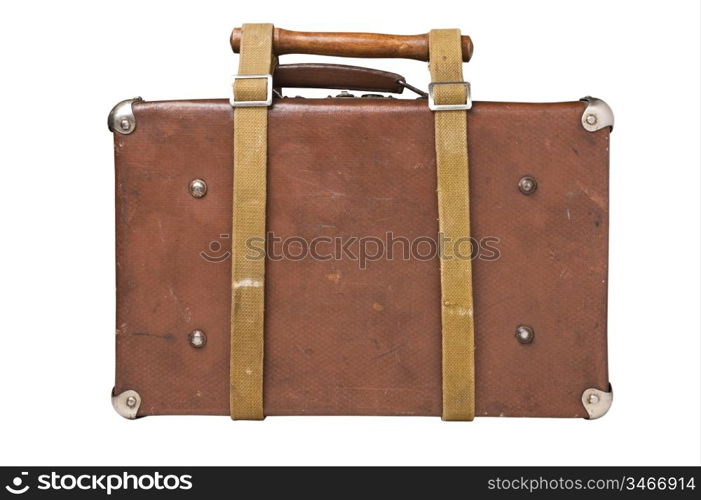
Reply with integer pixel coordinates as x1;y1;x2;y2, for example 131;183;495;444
114;98;609;417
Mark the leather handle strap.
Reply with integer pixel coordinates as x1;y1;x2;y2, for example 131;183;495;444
273;63;406;94
232;27;473;62
229;23;274;420
429;29;476;421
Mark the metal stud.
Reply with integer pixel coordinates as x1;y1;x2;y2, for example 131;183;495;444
515;325;534;344
518;176;537;195
189;329;207;348
189;179;207;199
587;393;600;405
126;396;137;408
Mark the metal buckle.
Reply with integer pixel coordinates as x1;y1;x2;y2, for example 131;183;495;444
428;81;472;111
230;74;273;107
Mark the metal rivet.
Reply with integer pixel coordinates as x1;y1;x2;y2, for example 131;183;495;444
585;113;597;125
518;176;537;195
588;393;600;405
120;118;131;131
189;329;207;348
189;179;207;199
515;325;534;344
125;396;137;408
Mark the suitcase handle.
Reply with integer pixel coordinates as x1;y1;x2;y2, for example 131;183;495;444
273;63;413;94
231;27;473;62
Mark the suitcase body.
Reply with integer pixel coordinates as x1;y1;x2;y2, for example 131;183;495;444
111;27;612;420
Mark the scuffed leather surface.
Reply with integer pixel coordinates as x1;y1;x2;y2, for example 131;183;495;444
114;98;609;417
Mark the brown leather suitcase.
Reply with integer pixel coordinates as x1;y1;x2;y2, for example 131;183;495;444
110;24;613;421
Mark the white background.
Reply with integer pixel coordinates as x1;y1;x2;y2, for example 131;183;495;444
0;0;699;466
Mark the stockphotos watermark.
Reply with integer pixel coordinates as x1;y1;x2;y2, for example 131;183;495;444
4;471;192;495
200;231;501;269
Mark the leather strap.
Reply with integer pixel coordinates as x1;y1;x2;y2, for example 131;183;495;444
273;63;406;94
230;23;274;420
428;29;475;421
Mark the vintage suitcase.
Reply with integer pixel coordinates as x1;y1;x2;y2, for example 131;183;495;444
110;24;613;420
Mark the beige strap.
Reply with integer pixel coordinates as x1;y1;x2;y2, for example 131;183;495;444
429;29;475;421
230;23;274;420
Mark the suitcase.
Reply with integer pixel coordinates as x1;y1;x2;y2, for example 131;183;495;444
110;24;613;420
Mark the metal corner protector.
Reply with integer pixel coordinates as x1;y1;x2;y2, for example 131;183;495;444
111;388;142;419
108;97;143;135
581;385;613;420
580;96;614;132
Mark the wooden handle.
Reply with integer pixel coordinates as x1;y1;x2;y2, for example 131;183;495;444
231;27;473;62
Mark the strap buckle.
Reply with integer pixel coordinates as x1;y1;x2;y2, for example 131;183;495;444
230;74;273;107
428;81;472;111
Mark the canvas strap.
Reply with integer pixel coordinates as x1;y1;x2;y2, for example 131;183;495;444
429;29;476;421
230;23;274;420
